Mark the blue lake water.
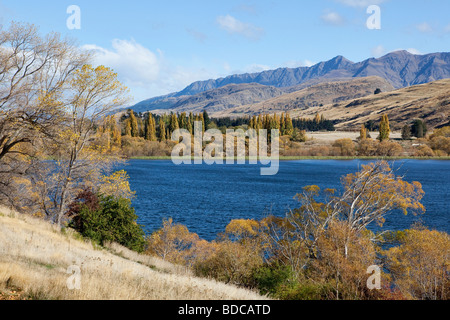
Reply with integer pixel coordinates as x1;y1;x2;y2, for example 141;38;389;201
122;160;450;241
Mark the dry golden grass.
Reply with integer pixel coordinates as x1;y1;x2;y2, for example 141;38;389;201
0;207;267;300
290;78;450;130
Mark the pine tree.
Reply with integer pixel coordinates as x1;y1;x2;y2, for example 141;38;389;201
179;112;187;130
378;114;390;142
203;110;211;130
199;113;205;133
169;113;179;136
401;125;411;140
280;113;286;135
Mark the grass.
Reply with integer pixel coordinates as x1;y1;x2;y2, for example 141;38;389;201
0;206;267;300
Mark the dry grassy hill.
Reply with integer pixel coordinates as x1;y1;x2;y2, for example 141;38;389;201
288;78;450;130
212;76;394;118
0;207;266;300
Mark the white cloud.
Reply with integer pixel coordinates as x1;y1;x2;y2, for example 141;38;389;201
371;45;385;57
393;48;422;55
405;48;421;55
284;60;315;68
321;11;346;26
82;39;218;104
416;22;433;33
216;15;264;40
334;0;387;8
244;64;271;73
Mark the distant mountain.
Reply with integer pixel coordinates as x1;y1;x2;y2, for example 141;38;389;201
130;50;450;114
288;78;450;130
212;76;395;118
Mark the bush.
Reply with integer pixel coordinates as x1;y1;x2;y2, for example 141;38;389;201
414;144;435;157
251;263;293;296
332;139;355;156
68;190;146;252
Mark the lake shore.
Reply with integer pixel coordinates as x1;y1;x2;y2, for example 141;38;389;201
129;156;450;161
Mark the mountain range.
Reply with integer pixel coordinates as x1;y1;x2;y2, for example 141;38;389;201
129;50;450;117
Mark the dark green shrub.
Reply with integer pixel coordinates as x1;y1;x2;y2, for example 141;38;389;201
251;263;293;296
68;190;146;252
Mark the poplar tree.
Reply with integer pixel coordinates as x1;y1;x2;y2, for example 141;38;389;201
129;110;139;137
378;114;390;142
359;124;367;140
145;113;157;141
159;119;166;142
285;113;294;136
125;119;132;136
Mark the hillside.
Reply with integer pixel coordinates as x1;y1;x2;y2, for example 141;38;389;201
160;83;284;114
0;208;265;300
130;50;450;113
289;78;450;130
213;76;394;117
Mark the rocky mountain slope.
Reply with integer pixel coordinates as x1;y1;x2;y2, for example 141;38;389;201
130;51;450;114
289;78;450;130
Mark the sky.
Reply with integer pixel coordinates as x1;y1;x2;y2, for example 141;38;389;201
1;0;449;105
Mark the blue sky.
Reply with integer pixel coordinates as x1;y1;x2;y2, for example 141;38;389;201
1;0;449;104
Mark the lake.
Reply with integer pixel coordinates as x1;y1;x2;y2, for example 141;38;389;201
122;160;450;241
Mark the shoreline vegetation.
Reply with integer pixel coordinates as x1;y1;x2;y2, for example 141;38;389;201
130;156;450;161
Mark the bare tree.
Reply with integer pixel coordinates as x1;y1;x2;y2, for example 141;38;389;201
0;22;89;206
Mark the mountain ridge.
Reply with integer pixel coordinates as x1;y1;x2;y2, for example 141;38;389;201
129;50;450;115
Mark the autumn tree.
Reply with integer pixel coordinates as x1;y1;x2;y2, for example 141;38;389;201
385;227;450;300
159;118;166;142
359;124;367;140
128;109;139;137
47;65;130;225
145;113;157;141
146;218;201;265
0;22;89;206
378;114;390;142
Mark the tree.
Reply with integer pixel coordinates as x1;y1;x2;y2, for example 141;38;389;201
0;22;89;206
374;88;382;95
68;190;146;252
385;227;450;300
401;125;411;140
169;113;179;136
285;113;294;136
411;119;427;138
159;118;166;142
203;110;211;130
49;65;130;225
146;218;200;264
128;110;139;137
378;114;390;142
359;124;367;140
145;113;157;141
